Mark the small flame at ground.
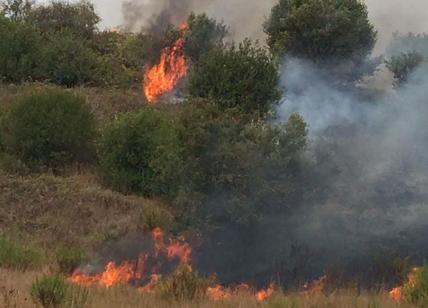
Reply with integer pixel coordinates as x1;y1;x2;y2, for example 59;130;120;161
389;267;420;301
143;22;189;103
69;227;274;302
69;227;191;291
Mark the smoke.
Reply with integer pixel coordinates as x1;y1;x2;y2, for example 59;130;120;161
120;0;275;41
272;54;428;282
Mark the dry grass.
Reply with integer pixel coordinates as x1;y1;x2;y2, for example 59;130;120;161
0;269;413;308
0;170;173;251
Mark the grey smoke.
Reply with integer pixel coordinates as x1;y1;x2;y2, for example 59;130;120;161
276;54;428;279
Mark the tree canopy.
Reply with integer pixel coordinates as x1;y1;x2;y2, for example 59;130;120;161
264;0;376;63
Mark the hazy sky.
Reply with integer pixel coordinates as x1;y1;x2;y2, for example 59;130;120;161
62;0;428;54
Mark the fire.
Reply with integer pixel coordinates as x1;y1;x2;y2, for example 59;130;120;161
255;284;275;301
69;227;191;289
206;283;274;301
143;22;189;103
69;227;274;302
389;267;420;301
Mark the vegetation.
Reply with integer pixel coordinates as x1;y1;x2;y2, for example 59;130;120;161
99;107;182;196
264;0;376;63
386;51;425;86
56;247;87;275
187;41;280;116
0;0;426;307
157;265;211;301
403;265;428;305
0;89;96;169
0;237;43;271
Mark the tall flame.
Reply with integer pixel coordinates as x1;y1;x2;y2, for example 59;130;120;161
143;23;189;103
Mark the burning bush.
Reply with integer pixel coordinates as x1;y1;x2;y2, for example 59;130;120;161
99;107;182;196
0;89;96;169
401;265;428;305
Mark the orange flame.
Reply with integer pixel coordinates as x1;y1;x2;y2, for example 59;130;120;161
255;284;275;301
206;283;274;301
69;228;191;289
390;267;420;301
143;23;189;103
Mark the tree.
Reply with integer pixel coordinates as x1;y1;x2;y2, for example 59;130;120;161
26;0;100;39
183;12;228;62
40;31;99;87
0;15;42;82
1;0;32;21
175;99;307;225
187;40;281;117
99;107;183;196
264;0;376;63
386;52;425;86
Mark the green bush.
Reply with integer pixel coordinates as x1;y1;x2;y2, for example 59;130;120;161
56;247;86;275
157;265;210;301
403;265;428;305
1;89;96;169
0;236;43;270
0;152;29;175
31;275;67;308
99;107;182;196
187;40;280;117
175;100;307;225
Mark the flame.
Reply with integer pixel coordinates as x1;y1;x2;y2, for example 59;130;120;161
143;22;189;103
69;227;273;302
301;275;327;295
389;267;420;301
206;283;274;301
255;284;275;301
69;228;191;289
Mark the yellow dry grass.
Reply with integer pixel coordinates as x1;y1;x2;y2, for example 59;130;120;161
0;269;414;308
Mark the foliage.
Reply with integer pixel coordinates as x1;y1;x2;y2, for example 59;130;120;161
0;89;96;168
0;152;29;174
40;31;99;87
386;51;425;86
56;247;86;275
175;99;307;225
1;0;32;22
157;264;211;301
184;12;228;62
0;15;42;83
187;40;281;117
99;107;182;196
403;265;428;305
264;0;376;63
0;236;43;270
31;275;67;308
26;0;99;39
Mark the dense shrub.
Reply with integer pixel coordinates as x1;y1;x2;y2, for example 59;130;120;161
157;265;210;301
99;107;182;196
187;40;280;117
0;236;43;270
31;275;67;308
184;12;228;62
175;99;307;225
40;31;99;87
56;247;86;275
403;265;428;305
0;89;96;168
386;52;425;86
0;15;43;83
264;0;376;63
